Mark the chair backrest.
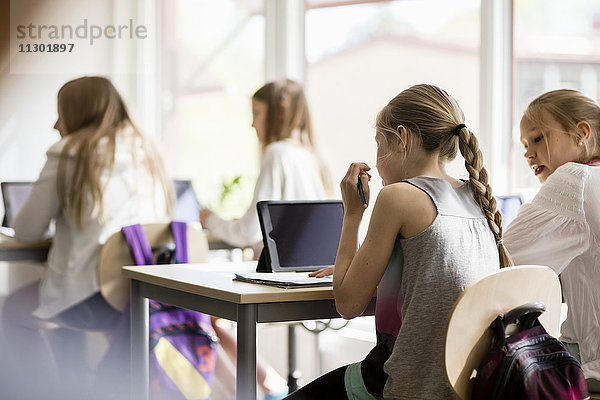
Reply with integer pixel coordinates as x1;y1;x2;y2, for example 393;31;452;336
445;265;562;400
97;222;208;312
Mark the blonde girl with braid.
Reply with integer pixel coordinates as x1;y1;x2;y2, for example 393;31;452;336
4;77;172;397
504;89;600;392
287;84;509;400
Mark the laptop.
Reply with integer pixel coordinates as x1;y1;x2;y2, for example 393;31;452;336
1;181;33;228
255;200;344;273
1;179;201;229
172;179;201;223
496;194;524;229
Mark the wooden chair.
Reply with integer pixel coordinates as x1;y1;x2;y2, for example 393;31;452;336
445;265;563;399
98;221;208;312
45;222;205;394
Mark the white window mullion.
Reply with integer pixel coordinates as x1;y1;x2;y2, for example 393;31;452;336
136;0;159;139
480;0;513;194
265;0;305;83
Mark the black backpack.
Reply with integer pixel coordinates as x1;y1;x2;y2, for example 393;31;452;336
471;302;589;400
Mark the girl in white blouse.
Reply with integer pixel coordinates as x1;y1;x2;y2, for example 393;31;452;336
3;76;172;397
200;79;328;255
504;89;600;392
200;79;328;398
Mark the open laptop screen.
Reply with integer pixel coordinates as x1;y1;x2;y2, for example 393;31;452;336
496;194;524;229
257;200;343;272
172;179;201;223
1;182;33;227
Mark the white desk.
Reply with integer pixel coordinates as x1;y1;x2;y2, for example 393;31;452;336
123;262;376;400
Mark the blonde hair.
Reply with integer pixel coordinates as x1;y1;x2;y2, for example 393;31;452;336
523;89;600;162
56;76;173;227
253;79;314;149
376;84;513;268
253;78;332;193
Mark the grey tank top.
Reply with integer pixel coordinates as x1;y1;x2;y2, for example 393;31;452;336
382;177;499;399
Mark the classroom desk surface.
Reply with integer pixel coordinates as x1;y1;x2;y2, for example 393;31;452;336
123;261;376;400
0;232;228;262
0;234;50;262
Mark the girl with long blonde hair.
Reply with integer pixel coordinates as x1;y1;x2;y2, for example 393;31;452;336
505;89;600;392
3;77;172;397
290;84;509;399
13;76;173;321
200;78;329;253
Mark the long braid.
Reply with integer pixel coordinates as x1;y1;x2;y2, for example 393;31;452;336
457;126;513;268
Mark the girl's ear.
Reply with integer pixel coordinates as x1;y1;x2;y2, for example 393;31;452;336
577;120;592;142
396;125;408;152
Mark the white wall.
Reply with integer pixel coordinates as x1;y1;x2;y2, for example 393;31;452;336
0;0;153;208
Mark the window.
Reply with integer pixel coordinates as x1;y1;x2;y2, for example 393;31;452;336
512;0;600;198
160;0;264;217
305;0;481;198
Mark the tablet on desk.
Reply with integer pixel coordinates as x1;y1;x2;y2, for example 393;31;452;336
256;200;344;273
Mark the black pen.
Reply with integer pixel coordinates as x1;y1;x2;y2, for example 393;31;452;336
357;177;367;207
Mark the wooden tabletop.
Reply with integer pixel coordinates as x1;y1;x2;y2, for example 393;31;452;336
0;233;51;249
122;261;336;304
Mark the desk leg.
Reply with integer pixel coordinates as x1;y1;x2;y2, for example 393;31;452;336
236;303;258;400
130;280;149;400
288;323;300;392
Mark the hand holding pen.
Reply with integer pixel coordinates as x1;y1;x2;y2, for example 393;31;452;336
357;177;367;208
340;162;371;215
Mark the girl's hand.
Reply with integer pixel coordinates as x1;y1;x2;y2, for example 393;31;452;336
309;266;334;277
340;162;371;217
199;209;213;228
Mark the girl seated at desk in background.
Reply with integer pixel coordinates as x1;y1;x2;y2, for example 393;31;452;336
200;78;328;399
2;76;172;397
504;89;600;392
200;78;329;255
291;84;511;399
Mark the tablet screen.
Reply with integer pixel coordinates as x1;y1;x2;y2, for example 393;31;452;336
258;201;343;272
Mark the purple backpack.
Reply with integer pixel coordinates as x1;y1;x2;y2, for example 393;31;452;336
471;302;589;400
99;222;217;400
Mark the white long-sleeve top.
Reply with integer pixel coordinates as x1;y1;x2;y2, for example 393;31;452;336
504;162;600;380
13;126;168;319
204;139;326;251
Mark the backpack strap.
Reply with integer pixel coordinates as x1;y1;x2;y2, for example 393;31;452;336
122;224;154;266
171;221;188;264
149;320;218;350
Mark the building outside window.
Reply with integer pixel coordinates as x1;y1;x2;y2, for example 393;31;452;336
513;0;600;199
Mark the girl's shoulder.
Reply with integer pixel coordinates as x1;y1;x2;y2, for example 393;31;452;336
46;136;70;157
553;162;590;179
264;138;302;152
377;182;431;211
377;182;438;238
263;139;312;161
545;162;591;191
533;162;590;219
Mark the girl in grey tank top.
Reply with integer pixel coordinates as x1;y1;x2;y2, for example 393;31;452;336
285;85;512;400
